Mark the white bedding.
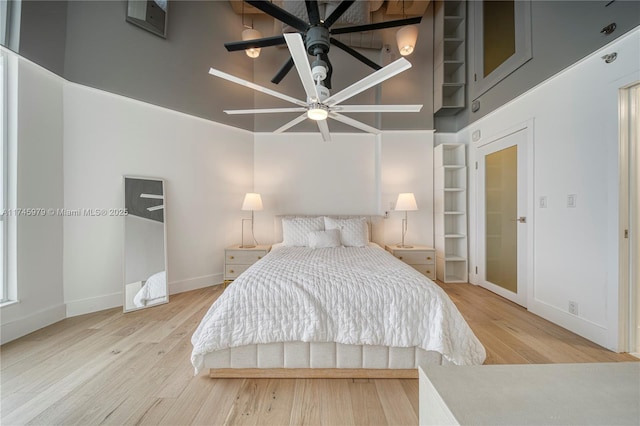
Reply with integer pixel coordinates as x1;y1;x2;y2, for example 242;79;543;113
133;271;167;307
191;245;486;374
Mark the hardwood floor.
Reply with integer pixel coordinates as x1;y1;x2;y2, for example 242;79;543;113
1;283;636;425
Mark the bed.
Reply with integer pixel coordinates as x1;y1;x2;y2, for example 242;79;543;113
191;216;485;378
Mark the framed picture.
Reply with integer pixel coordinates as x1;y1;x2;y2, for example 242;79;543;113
126;0;168;39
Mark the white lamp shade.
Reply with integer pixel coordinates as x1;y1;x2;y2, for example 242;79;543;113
242;28;262;58
396;25;418;56
241;193;263;211
395;193;418;211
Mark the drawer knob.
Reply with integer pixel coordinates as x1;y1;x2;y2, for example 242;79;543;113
426;270;431;274
426;256;432;260
229;256;235;260
258;256;262;259
229;269;234;274
398;256;403;260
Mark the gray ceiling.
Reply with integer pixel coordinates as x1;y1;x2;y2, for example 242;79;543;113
15;0;435;134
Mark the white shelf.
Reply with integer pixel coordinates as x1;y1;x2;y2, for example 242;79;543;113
434;0;466;115
434;143;468;283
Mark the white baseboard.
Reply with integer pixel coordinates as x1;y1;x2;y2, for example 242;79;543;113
0;303;66;344
65;291;122;318
65;273;221;317
528;298;610;350
169;273;222;295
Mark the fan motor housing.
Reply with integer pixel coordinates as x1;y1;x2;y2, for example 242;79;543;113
306;26;330;55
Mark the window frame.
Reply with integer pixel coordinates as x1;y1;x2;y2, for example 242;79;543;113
0;50;7;303
469;0;533;100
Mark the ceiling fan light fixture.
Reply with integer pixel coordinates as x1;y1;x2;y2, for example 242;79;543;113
242;28;262;58
307;104;329;121
396;25;418;56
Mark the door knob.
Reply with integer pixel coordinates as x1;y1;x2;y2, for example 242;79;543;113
516;217;526;223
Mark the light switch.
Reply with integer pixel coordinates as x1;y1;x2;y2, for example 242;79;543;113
567;194;577;208
539;196;547;208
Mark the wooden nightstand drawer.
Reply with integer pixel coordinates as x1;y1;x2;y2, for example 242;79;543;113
411;264;436;280
392;251;435;265
225;264;251;279
226;250;267;265
224;244;271;283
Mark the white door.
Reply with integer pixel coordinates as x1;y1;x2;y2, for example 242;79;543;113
477;128;529;307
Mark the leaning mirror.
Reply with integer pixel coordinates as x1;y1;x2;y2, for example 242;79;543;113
123;176;168;312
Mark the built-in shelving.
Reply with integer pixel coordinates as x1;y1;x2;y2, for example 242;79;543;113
434;0;466;116
434;143;468;283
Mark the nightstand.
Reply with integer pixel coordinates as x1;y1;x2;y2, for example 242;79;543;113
385;244;436;281
224;244;271;283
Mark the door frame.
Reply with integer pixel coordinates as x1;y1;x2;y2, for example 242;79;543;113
474;119;535;308
618;82;640;354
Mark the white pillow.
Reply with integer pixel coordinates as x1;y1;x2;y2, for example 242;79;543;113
323;217;368;247
308;229;342;248
282;217;324;246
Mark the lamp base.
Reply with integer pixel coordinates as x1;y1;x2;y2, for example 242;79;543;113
396;244;414;249
239;244;256;249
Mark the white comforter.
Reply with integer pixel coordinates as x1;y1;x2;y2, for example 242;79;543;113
191;245;486;373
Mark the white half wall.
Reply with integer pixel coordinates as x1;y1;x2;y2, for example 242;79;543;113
253;130;434;247
462;28;640;350
63;83;254;316
381;131;435;247
0;54;66;344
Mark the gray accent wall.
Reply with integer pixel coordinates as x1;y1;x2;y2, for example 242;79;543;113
436;0;640;132
18;0;67;76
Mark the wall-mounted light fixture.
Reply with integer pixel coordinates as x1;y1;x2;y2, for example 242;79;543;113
241;2;262;58
396;0;418;56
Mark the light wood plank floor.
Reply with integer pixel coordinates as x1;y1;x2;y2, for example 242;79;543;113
1;283;636;425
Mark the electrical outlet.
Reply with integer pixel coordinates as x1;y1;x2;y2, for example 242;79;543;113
567;194;577;208
384;211;389;219
568;301;579;315
539;196;547;208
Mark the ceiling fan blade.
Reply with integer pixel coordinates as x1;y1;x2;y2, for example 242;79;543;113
224;107;307;115
324;58;412;107
209;68;307;107
323;0;355;28
320;52;333;89
317;120;331;142
245;0;309;32
275;113;308;133
271;57;295;84
331;16;422;35
284;33;320;102
224;35;286;52
329;112;381;134
330;37;382;71
335;105;423;113
305;0;321;26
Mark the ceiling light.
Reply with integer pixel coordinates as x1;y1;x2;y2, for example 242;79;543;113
396;25;418;56
307;104;328;121
242;28;262;58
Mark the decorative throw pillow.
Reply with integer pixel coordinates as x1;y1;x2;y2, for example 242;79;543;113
323;217;368;247
282;217;324;246
308;229;342;248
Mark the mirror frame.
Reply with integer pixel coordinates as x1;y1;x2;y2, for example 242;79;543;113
123;175;169;312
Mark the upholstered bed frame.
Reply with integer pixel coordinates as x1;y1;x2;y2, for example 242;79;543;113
207;215;448;379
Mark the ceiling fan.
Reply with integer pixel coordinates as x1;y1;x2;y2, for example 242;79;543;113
209;32;423;141
224;0;423;88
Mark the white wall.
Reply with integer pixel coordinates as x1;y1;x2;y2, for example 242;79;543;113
462;28;640;350
381;131;435;247
63;83;254;316
0;55;66;344
253;130;434;247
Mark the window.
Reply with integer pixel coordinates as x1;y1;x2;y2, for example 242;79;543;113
0;50;6;302
470;0;532;99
